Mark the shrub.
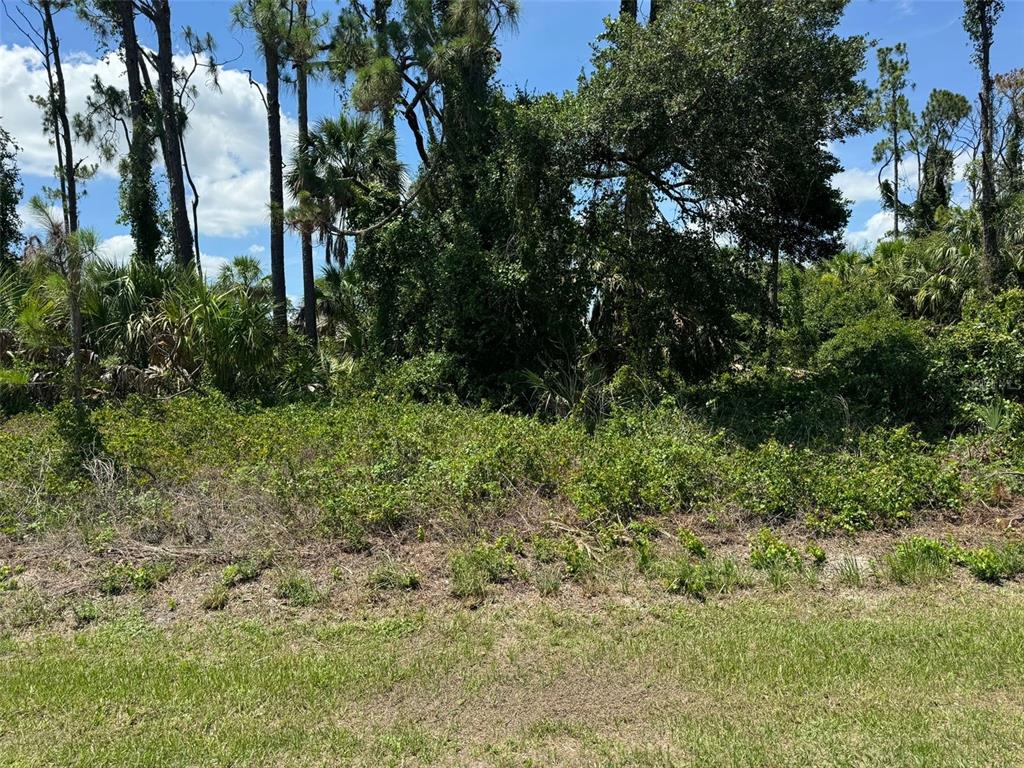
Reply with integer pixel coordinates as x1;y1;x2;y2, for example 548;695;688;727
749;528;803;572
813;312;933;420
931;289;1024;422
807;428;962;532
885;537;952;585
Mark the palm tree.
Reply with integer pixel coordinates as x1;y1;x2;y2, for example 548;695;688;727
287;115;403;266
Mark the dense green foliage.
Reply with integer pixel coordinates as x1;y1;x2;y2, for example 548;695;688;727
1;394;1021;545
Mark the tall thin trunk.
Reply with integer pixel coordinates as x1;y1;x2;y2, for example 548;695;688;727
38;24;68;233
892;82;900;239
619;0;637;20
42;0;77;234
297;0;317;342
179;132;201;268
265;37;287;332
977;7;999;292
118;0;160;264
42;0;81;401
150;0;195;266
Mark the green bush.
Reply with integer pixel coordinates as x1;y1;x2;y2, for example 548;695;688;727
931;289;1024;422
806;428;962;532
813;312;934;419
749;528;802;572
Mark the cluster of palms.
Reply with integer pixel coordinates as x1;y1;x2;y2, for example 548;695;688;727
0;198;376;406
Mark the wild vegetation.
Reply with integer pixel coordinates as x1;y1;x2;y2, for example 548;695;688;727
1;0;1023;764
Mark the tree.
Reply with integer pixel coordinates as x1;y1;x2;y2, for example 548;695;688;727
287;0;325;342
871;43;913;239
233;0;291;332
133;0;196;267
908;89;971;233
0;127;24;267
116;0;161;263
963;0;1004;292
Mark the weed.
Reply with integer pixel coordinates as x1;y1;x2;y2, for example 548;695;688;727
835;557;865;588
749;528;803;572
533;564;563;596
273;572;324;607
562;539;595;581
678;528;708;559
531;535;562;564
805;542;827;566
201;585;230;611
221;550;274;588
368;560;421;591
0;564;20;591
885;537;952;585
960;544;1024;583
450;538;520;599
72;600;99;627
663;556;751;600
98;561;172;595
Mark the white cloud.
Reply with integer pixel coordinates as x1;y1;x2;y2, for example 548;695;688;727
200;253;230;276
845;210;893;250
96;234;136;264
1;44;296;240
247;244;266;255
834;167;880;205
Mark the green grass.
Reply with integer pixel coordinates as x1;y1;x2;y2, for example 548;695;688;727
2;592;1024;767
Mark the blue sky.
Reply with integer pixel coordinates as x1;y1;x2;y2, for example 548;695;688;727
1;0;1022;294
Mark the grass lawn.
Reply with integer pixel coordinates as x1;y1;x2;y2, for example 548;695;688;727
3;588;1024;767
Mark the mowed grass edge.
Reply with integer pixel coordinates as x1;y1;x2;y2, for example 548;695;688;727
2;589;1024;767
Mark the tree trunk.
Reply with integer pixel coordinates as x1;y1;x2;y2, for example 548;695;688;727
118;0;160;263
42;0;81;401
297;0;317;342
978;6;999;292
769;242;780;327
619;0;637;20
265;37;287;333
38;22;68;234
151;0;196;267
892;83;900;239
649;0;663;24
42;0;77;234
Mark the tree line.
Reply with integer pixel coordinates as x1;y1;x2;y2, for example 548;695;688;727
0;0;1021;409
